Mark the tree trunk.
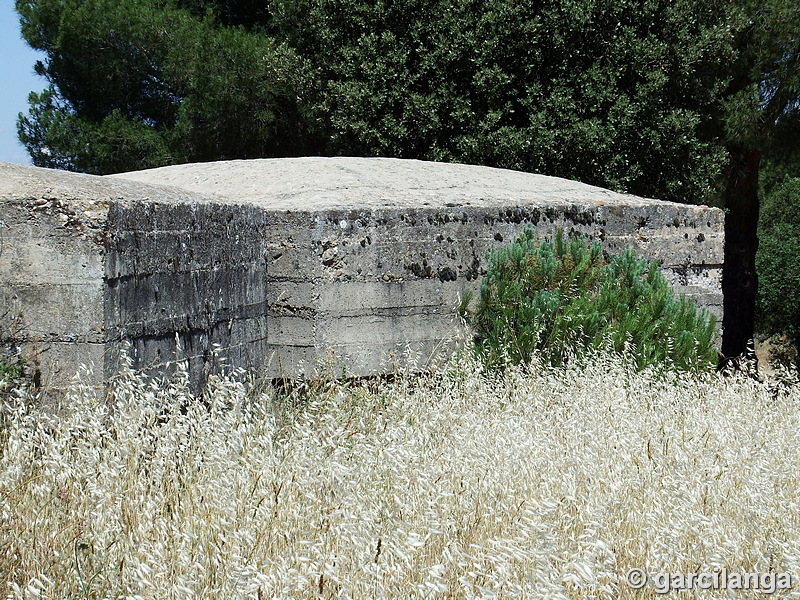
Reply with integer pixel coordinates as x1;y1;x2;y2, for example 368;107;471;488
721;144;761;359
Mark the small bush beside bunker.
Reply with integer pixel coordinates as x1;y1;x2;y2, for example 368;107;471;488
466;228;719;373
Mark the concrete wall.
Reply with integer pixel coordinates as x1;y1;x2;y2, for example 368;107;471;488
0;158;724;391
104;200;269;385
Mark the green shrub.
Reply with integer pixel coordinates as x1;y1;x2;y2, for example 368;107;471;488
756;177;800;368
0;312;26;391
467;228;718;372
0;354;26;387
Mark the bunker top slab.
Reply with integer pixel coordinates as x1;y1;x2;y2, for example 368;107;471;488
0;161;237;227
2;159;724;227
110;157;721;217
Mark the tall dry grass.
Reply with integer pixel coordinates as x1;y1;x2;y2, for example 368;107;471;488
1;354;799;599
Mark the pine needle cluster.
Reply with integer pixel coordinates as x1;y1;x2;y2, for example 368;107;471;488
469;228;718;372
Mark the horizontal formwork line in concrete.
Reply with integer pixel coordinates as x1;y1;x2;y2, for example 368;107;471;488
107;314;268;336
314;307;458;318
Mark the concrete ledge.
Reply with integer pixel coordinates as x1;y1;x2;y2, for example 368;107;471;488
0;158;724;390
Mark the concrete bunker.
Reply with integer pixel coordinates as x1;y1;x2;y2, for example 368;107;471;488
0;157;724;391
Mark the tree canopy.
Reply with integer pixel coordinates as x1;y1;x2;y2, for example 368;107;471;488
715;0;800;357
16;0;316;173
18;0;735;203
279;0;741;204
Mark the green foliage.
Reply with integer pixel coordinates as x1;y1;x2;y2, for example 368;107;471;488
0;315;26;390
0;355;26;387
721;0;800;152
274;0;733;204
470;229;718;373
712;0;800;358
756;177;800;366
16;0;317;174
17;0;736;201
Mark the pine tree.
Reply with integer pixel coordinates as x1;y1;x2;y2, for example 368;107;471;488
15;0;317;173
718;0;800;358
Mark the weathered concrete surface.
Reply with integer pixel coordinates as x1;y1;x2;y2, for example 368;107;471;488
1;162;269;390
115;158;724;378
1;157;723;390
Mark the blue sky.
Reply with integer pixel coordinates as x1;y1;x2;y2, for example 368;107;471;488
1;3;45;165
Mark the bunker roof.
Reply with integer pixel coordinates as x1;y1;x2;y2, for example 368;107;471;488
110;156;668;211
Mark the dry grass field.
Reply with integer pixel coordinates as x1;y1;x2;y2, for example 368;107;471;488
1;353;799;599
